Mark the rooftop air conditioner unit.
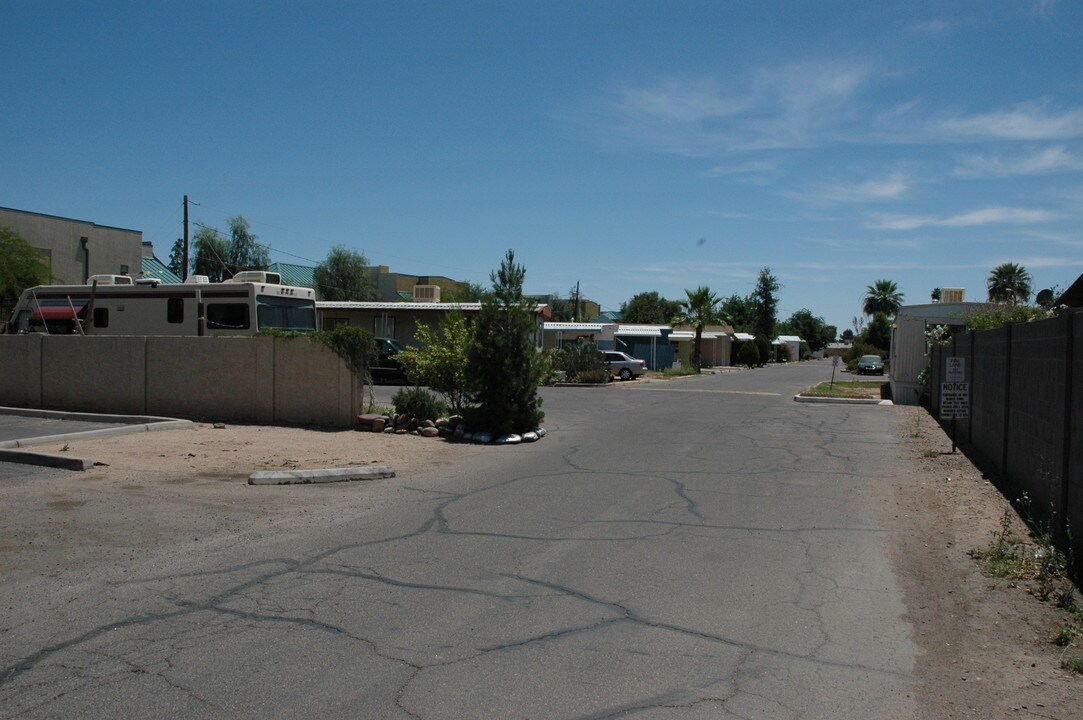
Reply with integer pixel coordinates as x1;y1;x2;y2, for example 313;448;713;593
940;288;965;303
184;275;210;284
413;284;441;303
230;271;282;285
87;274;133;285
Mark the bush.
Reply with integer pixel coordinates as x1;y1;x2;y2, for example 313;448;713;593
754;335;771;366
466;250;545;435
312;325;377;385
554;342;607;381
576;368;610;384
392;387;447;421
737;341;760;368
394;310;472;415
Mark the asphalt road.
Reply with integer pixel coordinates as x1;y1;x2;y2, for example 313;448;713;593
1;362;914;719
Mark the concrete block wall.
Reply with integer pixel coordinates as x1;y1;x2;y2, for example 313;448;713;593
931;309;1081;575
1004;318;1069;520
969;326;1009;475
42;336;147;415
0;335;360;428
0;335;43;408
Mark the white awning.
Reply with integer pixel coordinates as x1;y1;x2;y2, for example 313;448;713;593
544;322;609;332
669;331;695;340
616;327;663;337
732;332;755;342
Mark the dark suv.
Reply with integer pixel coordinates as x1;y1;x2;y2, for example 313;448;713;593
372;337;409;383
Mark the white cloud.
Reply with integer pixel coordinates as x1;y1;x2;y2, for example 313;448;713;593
985;255;1078;269
909;19;951;36
868;206;1060;230
953;146;1083;178
814;171;910;203
701;158;782;180
935;101;1083;140
587;58;874;156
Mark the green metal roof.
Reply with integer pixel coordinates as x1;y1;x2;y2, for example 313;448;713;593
268;262;316;289
140;256;182;284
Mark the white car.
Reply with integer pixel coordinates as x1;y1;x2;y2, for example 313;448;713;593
603;351;646;380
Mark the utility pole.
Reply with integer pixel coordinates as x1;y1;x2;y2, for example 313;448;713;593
574;280;580;322
182;195;190;281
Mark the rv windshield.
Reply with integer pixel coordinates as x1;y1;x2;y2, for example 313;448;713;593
256;295;317;332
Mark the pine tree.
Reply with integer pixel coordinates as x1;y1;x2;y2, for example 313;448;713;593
467;250;545;435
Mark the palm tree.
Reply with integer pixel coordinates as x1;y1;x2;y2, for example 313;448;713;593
987;263;1032;305
675;286;724;369
863;279;904;317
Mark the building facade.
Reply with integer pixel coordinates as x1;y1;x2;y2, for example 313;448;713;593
1;206;143;285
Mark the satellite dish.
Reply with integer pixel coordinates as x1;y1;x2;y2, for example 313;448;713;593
1036;288;1054;307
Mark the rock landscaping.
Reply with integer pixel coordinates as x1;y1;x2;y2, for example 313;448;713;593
356;412;545;445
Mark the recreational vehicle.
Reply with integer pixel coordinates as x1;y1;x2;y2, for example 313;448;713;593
3;272;317;336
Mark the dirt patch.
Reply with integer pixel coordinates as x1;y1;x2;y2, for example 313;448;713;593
0;423;486;585
890;405;1080;719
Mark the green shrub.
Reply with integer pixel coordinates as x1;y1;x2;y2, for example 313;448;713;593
737;341;760;368
312;325;377;384
392;387;447;421
754;335;771;366
555;342;606;381
466;250;545;435
576;368;610;384
395;310;473;415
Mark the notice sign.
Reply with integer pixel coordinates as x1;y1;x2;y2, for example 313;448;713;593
940;382;970;419
945;357;965;382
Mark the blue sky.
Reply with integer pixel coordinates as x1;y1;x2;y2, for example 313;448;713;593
3;1;1081;332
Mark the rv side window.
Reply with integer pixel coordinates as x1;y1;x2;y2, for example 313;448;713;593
93;308;109;328
167;297;184;324
206;303;250;330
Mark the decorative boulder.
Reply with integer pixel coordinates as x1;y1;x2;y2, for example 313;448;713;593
496;434;522;445
473;433;492;444
420;426;439;438
521;431;539;442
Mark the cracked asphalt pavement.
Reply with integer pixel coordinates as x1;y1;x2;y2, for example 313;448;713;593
1;363;917;718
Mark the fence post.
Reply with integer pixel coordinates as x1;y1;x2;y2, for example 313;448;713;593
1002;322;1012;476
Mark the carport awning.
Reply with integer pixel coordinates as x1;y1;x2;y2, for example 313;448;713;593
616;327;662;337
544;322;608;332
732;332;755;342
669;331;695;340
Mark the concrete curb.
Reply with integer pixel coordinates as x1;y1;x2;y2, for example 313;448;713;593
248;465;396;485
0;449;95;471
0;420;194;449
793;395;893;406
0;406;185;425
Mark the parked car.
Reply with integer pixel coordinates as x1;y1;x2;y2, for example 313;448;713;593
372;337;409;383
856;354;885;375
603;351;646;380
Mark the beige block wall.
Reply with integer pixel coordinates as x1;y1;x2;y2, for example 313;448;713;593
41;336;147;414
272;336;360;427
0;335;360;427
0;335;43;408
146;337;275;423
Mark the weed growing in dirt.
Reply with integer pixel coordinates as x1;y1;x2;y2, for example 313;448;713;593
971;503;1083;665
921;449;939;459
969;507;1024;578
